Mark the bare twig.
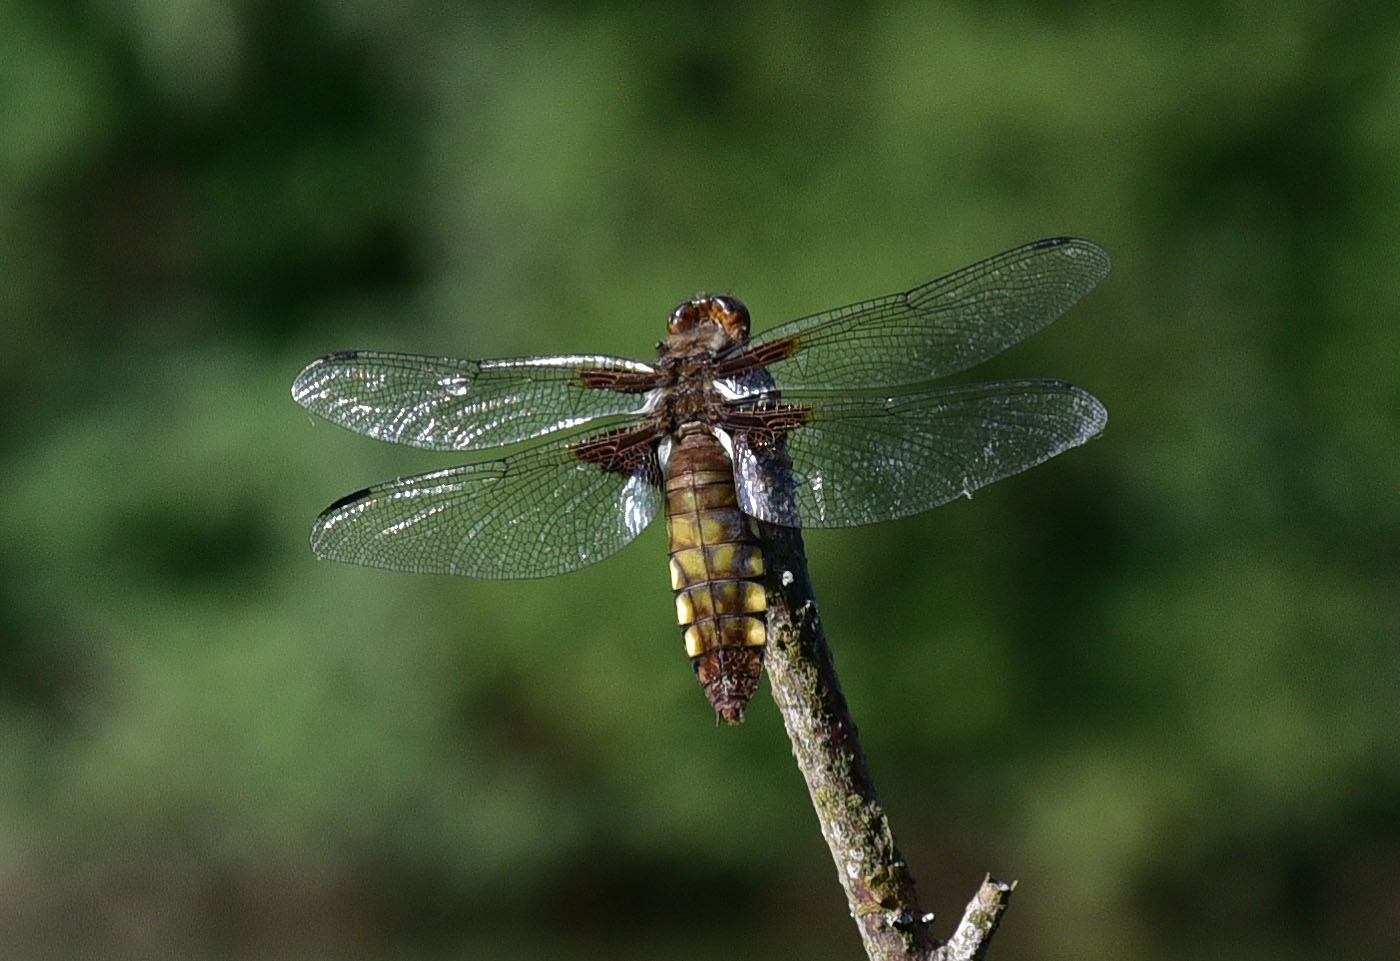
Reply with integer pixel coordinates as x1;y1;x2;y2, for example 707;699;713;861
935;876;1016;961
759;520;1013;961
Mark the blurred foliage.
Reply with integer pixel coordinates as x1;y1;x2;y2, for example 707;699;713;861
2;0;1398;959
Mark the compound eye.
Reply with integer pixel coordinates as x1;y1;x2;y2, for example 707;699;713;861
668;300;701;334
712;295;750;340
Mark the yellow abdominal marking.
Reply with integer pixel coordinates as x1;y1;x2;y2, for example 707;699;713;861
743;617;766;646
683;616;767;657
669;548;706;589
668;515;699;548
698;516;728;545
669;545;764;590
674;581;765;624
709;543;764;578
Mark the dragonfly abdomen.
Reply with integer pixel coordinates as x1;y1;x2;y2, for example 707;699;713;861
664;429;766;723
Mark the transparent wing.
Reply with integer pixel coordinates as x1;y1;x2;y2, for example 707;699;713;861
734;380;1107;528
292;350;655;452
310;441;663;578
734;238;1110;391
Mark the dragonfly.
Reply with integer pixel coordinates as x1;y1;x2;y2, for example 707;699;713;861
292;237;1110;722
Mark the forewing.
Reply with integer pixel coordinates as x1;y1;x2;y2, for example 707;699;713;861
734;380;1107;528
730;238;1110;391
310;439;663;578
292;351;656;452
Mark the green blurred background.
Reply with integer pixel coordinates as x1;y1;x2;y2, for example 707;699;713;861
4;1;1397;959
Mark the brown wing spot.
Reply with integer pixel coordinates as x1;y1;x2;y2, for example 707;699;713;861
723;404;812;451
724;405;810;432
713;333;802;376
571;423;663;476
577;366;660;393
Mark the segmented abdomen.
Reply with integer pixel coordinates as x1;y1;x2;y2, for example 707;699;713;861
665;428;766;723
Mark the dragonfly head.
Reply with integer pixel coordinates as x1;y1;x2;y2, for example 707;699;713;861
667;294;751;352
